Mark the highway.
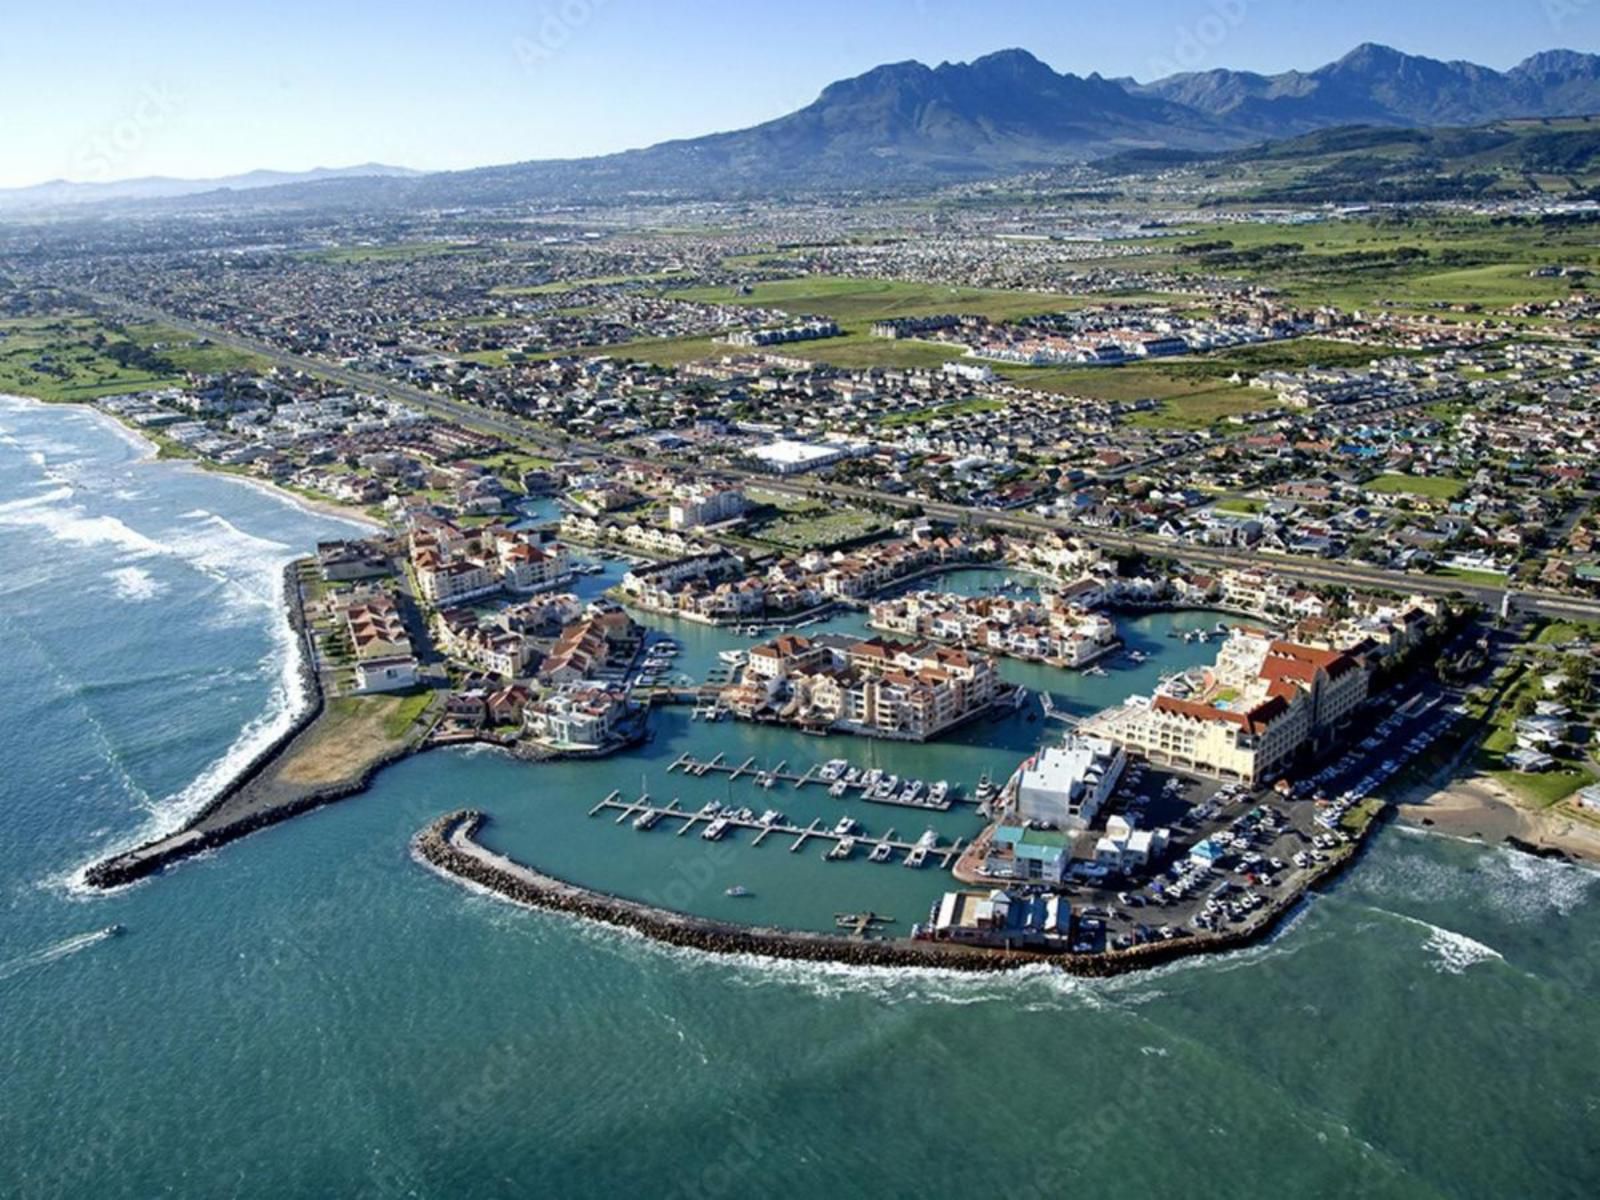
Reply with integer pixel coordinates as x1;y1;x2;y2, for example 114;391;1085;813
89;293;1600;623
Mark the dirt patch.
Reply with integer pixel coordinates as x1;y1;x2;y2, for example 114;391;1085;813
1397;773;1600;862
273;696;424;788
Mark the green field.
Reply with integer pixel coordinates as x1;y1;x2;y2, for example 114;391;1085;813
0;312;268;403
745;496;887;550
1535;620;1600;645
1365;473;1467;500
1122;213;1600;316
1213;497;1266;515
1432;565;1510;587
879;397;1006;427
552;327;969;373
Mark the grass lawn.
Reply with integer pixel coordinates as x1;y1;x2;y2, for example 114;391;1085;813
999;339;1370;426
1489;766;1596;808
1535;620;1600;645
1433;566;1510;587
1475;662;1593;806
879;397;1006;427
1213;497;1266;515
749;508;886;551
1365;473;1468;500
275;693;433;788
381;690;437;739
122;323;272;374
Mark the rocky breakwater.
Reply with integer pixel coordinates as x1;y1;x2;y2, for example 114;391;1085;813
411;808;1375;978
84;560;428;889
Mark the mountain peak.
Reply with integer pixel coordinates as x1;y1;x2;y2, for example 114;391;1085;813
1327;42;1418;74
1511;49;1600;79
966;48;1052;74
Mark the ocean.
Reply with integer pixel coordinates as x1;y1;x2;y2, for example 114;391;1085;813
2;393;1598;1199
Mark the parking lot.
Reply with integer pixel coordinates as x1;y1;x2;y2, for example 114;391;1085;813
1047;690;1470;953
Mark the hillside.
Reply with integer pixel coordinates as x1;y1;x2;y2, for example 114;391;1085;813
1097;118;1600;204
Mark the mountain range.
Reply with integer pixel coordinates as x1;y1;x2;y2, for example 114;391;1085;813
15;43;1600;211
0;164;420;212
1132;43;1600;135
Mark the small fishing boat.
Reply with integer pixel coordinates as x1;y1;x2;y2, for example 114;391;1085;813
725;885;751;898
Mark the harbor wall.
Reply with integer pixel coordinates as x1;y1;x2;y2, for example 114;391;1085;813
412;807;1380;979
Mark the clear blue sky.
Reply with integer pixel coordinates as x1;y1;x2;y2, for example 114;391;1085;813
5;0;1598;187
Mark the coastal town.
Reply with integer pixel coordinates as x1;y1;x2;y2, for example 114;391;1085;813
17;14;1600;1199
8;157;1599;973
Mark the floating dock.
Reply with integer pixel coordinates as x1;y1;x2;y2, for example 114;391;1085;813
588;793;964;868
665;754;962;811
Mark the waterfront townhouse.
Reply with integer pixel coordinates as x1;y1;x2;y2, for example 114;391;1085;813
412;523;572;605
416;556;499;606
525;686;629;750
867;588;1116;668
620;551;743;601
746;634;833;681
738;634;998;741
490;535;571;594
338;589;419;695
433;609;532;680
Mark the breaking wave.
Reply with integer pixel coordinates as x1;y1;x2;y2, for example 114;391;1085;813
106;565;165;602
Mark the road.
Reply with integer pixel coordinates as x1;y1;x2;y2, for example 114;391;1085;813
91;293;1600;623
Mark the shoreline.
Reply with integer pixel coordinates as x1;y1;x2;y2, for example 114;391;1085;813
0;390;385;533
1395;774;1600;863
0;391;378;883
81;558;435;889
210;468;384;533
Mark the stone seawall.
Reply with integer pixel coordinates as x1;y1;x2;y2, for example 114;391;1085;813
82;558;394;889
412;808;1378;978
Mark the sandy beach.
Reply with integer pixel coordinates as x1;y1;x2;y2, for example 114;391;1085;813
1397;774;1600;862
215;468;384;532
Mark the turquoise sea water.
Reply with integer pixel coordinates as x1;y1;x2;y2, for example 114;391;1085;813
3;394;1599;1199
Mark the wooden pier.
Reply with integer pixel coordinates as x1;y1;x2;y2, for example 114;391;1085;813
665;753;962;811
587;794;961;868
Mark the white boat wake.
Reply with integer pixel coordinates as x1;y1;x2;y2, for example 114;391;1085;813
0;928;120;984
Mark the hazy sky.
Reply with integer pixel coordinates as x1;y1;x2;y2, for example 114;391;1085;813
6;0;1598;187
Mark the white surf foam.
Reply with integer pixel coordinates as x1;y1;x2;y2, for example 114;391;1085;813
0;489;165;558
1361;836;1598;925
134;568;304;834
1366;906;1503;974
105;565;165;602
